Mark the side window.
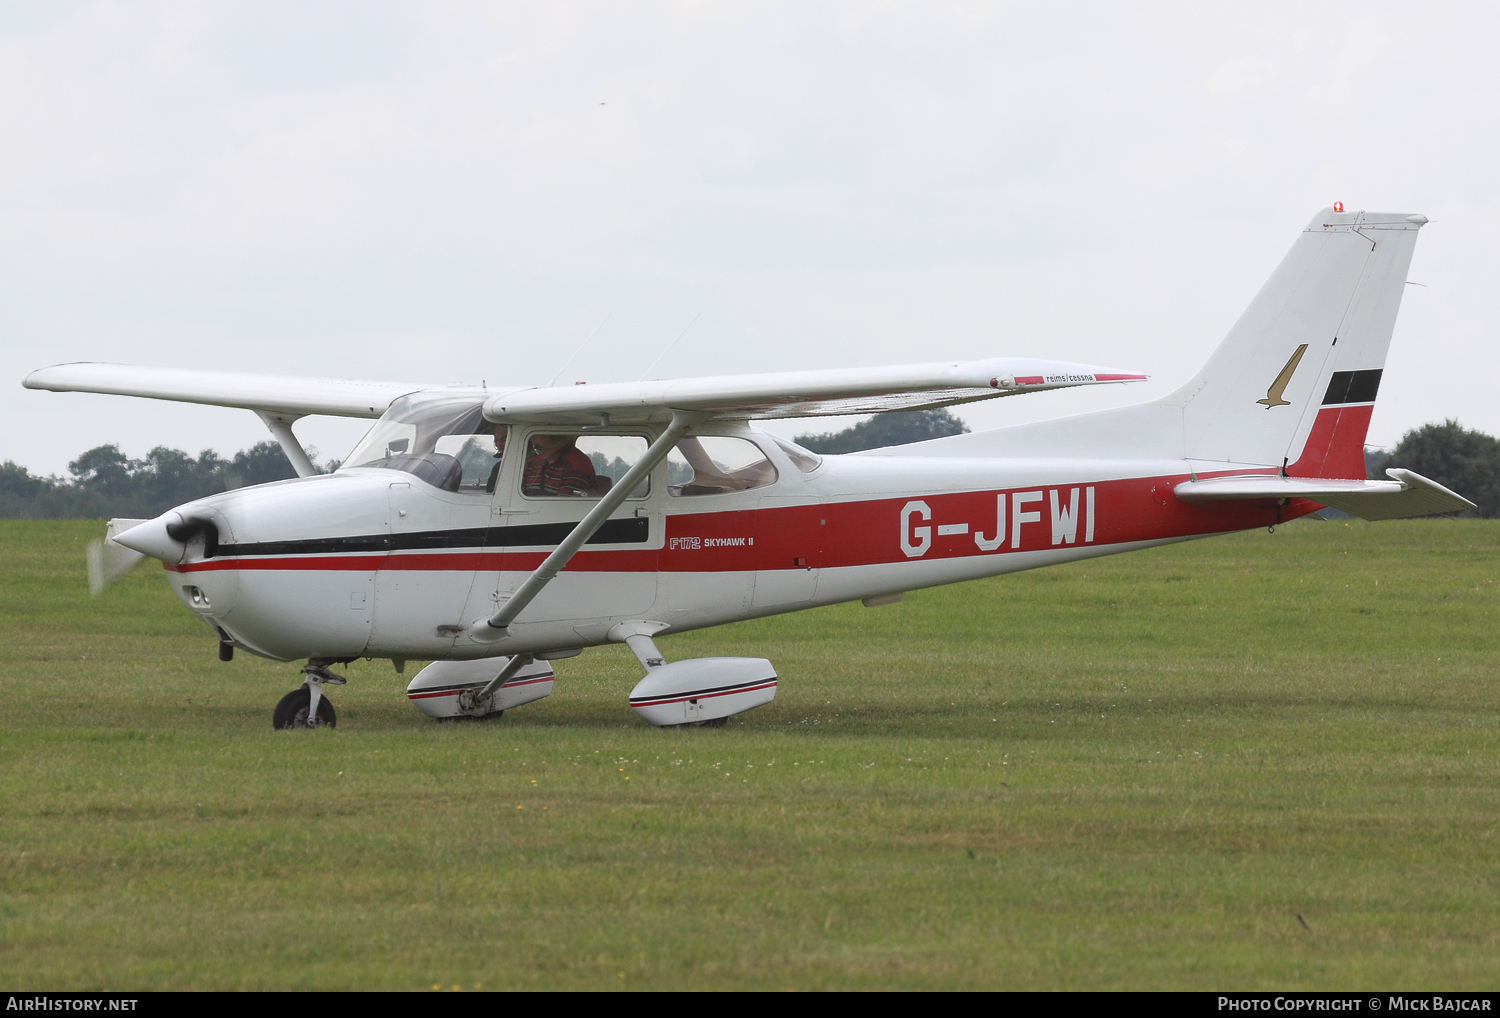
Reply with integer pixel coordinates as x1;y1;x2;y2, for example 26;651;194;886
435;430;506;493
667;437;779;497
522;434;650;498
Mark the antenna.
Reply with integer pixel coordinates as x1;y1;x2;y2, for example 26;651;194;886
638;313;700;381
548;314;611;387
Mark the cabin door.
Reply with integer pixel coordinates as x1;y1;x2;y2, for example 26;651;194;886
753;495;823;608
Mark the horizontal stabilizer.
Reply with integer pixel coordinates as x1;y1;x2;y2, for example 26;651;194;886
485;358;1147;424
1174;468;1475;521
23;363;423;419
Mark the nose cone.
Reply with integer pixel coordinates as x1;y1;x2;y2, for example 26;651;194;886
112;513;187;563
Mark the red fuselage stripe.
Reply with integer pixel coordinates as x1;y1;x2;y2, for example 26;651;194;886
166;470;1319;577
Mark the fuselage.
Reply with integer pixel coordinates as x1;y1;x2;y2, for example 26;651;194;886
50;207;1427;675
158;419;1306;663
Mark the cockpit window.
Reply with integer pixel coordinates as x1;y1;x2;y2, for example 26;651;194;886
766;433;823;473
342;395;503;492
667;437;778;496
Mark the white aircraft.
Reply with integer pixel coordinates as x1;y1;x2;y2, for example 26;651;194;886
23;207;1473;730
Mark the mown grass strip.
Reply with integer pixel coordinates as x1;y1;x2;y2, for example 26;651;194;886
0;519;1496;989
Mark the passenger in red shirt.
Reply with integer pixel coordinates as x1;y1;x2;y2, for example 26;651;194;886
522;434;598;496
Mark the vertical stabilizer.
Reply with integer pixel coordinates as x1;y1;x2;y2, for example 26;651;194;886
1169;207;1424;475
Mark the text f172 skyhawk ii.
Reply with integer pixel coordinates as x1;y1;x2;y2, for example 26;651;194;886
24;207;1470;728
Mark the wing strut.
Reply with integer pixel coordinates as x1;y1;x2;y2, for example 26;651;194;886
468;412;696;643
255;411;317;478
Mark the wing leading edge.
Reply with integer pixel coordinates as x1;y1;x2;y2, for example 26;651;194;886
23;362;425;419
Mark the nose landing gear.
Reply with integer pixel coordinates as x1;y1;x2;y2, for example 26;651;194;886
272;663;346;730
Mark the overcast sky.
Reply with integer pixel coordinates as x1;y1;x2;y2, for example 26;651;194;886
4;1;1496;474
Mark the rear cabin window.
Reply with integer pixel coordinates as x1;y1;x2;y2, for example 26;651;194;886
767;433;823;473
667;437;778;496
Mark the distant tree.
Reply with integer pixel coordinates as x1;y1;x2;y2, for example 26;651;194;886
139;446;228;508
2;440;312;519
0;460;104;519
217;442;300;490
795;408;970;454
0;460;44;501
1371;420;1500;518
68;445;134;494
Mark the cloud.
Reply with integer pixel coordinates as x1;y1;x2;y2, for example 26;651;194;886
3;0;1498;472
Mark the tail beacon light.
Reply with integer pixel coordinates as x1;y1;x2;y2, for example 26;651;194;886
629;657;778;727
1333;201;1344;213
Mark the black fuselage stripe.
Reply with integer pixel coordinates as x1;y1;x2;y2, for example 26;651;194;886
412;678;553;694
215;516;649;558
628;677;776;703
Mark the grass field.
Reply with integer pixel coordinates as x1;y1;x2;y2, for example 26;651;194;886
1;518;1497;990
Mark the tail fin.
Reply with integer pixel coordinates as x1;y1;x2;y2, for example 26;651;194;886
1169;207;1425;476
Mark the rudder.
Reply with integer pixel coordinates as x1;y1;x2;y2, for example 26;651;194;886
1169;207;1425;477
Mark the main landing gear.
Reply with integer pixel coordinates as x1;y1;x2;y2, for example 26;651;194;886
272;662;345;730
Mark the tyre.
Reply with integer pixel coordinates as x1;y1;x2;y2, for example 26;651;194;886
272;685;338;730
668;716;727;729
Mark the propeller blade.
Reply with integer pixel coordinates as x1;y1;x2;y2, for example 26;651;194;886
87;519;150;596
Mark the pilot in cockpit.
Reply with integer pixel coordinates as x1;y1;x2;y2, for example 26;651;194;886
522;433;598;497
484;423;510;494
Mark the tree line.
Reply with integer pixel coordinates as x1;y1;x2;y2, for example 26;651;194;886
794;407;970;453
2;412;1496;518
0;442;328;520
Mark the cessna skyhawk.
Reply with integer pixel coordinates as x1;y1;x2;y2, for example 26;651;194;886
23;207;1471;729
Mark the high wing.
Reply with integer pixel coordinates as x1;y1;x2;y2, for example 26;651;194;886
24;357;1147;426
1174;469;1475;521
22;362;424;419
483;357;1147;424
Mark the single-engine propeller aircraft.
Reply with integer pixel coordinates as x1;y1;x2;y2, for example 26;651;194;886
23;207;1473;730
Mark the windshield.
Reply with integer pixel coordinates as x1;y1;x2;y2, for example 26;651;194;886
342;395;500;492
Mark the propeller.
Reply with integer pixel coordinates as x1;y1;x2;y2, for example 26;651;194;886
87;519;149;596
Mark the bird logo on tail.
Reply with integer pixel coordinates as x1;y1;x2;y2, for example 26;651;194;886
1257;344;1309;408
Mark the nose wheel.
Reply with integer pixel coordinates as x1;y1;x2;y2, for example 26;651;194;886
272;686;337;729
272;663;345;730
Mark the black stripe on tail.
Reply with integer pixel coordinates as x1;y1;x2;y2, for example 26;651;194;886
1323;369;1383;406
